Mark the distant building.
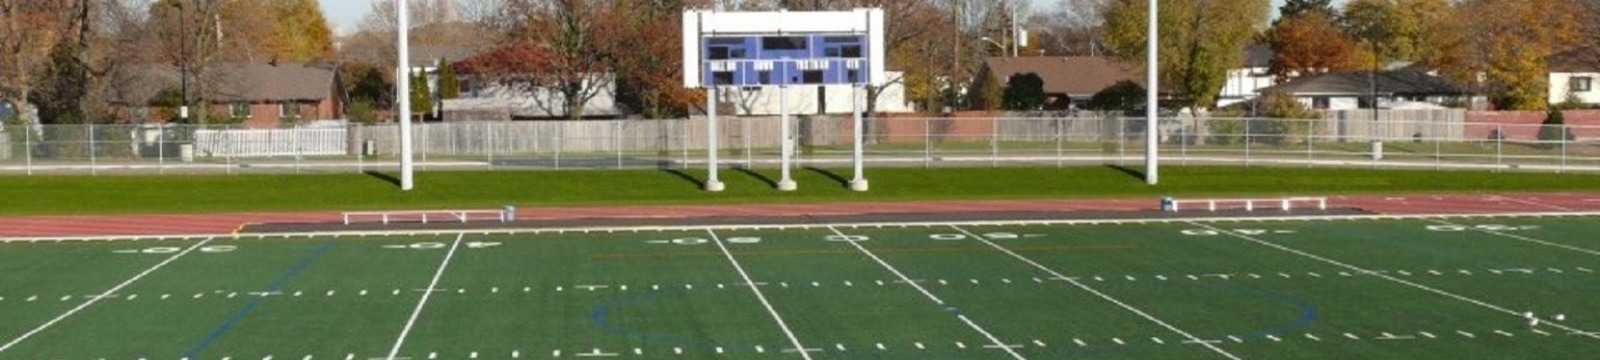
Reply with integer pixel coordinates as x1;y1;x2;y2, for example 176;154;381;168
444;43;628;120
110;63;346;128
972;56;1147;110
1255;68;1470;110
714;72;915;116
1217;44;1277;108
1548;48;1600;106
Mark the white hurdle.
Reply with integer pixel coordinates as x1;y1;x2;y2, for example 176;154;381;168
1164;197;1328;213
342;209;511;225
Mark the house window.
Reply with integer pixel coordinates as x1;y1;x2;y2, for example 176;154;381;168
280;103;301;119
230;103;251;118
1573;77;1593;92
1312;97;1331;110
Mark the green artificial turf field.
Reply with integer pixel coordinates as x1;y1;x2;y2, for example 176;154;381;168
1;216;1597;359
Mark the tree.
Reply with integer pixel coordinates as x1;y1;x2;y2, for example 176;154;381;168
1538;107;1575;147
410;71;433;121
1102;0;1270;110
266;0;335;62
1342;0;1451;65
1263;11;1360;81
437;59;461;100
1087;80;1145;112
1002;72;1045;110
1434;0;1585;110
497;0;612;120
1280;0;1337;19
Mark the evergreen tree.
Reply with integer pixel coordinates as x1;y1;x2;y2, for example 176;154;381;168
1002;73;1046;111
410;72;433;121
437;59;461;100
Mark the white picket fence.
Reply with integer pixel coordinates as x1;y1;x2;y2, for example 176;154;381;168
195;128;347;157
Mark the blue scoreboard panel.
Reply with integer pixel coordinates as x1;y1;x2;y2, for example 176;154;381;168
702;34;870;87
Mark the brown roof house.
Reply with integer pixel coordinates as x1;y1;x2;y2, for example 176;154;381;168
971;56;1147;110
111;62;346;128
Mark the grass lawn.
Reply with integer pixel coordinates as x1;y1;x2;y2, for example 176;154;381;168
4;166;1600;216
1;218;1596;359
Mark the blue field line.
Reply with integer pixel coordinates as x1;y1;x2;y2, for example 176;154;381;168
183;240;336;358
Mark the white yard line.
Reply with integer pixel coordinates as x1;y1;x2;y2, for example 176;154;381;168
1423;219;1600;257
382;233;466;360
12;212;1600;243
825;226;1028;360
704;230;813;360
1188;221;1600;340
0;237;215;353
948;225;1244;360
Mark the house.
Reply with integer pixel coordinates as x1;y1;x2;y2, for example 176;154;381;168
1548;48;1600;106
1255;68;1470;110
715;72;915;116
971;56;1146;110
1217;44;1277;108
444;44;628;120
110;62;346;128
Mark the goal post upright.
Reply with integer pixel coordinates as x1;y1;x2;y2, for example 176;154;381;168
684;8;885;193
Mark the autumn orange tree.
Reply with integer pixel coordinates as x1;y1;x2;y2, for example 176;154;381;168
1433;0;1585;110
1263;11;1359;81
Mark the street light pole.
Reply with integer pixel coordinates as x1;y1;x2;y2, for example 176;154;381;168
178;1;189;122
397;0;415;191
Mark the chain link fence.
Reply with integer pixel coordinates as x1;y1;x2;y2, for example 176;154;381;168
2;114;1597;175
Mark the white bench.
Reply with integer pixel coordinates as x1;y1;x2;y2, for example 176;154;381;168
1164;197;1328;212
342;209;510;225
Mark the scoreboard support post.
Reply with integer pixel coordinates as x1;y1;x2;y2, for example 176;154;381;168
685;8;884;193
705;86;725;192
850;84;869;191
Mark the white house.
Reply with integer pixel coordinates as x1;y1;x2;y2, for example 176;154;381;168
1255;68;1470;110
719;71;914;116
441;44;629;120
1217;44;1277;108
1549;48;1599;106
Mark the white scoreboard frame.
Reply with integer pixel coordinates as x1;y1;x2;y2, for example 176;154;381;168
683;9;885;193
682;9;887;88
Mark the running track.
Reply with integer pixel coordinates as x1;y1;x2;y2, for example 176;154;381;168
4;193;1600;238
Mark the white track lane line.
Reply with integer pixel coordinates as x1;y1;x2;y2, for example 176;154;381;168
1188;221;1600;340
825;226;1028;360
382;233;465;360
948;226;1244;360
705;230;813;360
0;237;215;353
1422;218;1600;257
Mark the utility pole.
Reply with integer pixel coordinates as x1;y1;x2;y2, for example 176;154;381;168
1145;0;1159;185
397;0;415;191
178;1;189;122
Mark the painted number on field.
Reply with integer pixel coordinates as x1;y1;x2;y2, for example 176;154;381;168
1426;224;1537;232
114;245;237;254
1181;229;1297;236
826;235;870;242
928;233;1043;241
382;242;500;250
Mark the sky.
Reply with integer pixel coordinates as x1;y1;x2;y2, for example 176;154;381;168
317;0;1350;34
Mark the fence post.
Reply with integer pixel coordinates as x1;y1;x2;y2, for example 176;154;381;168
89;124;98;176
1495;123;1503;172
1299;119;1312;168
743;115;752;169
158;125;166;174
1244;117;1251;168
486;123;496;170
1440;116;1452;170
1180;118;1188;166
924;116;932;168
24;124;32;175
1561;126;1568;173
554;123;562;169
615;120;624;169
1056;116;1065;168
1118;116;1126;166
991;116;999;167
294;125;303;174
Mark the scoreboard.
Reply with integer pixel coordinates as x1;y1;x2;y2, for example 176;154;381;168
683;9;886;89
702;34;870;87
